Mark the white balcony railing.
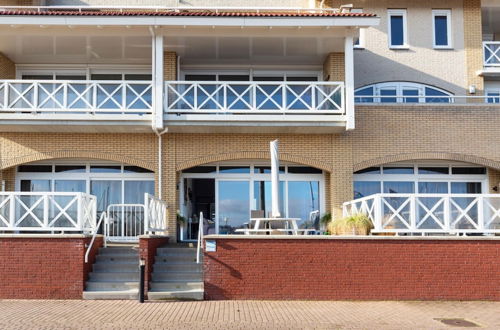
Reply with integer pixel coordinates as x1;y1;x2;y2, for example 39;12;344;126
484;41;500;67
145;193;168;233
0;80;153;115
165;81;345;114
0;192;96;232
343;193;500;235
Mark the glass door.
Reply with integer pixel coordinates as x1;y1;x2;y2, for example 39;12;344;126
217;180;250;234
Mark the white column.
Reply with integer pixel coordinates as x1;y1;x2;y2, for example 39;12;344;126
152;34;164;130
270;139;281;218
344;36;355;130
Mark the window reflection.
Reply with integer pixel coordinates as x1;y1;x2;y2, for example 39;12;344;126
287;181;319;229
253;181;285;218
218;181;250;234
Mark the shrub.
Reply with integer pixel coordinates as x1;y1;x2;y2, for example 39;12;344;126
327;213;374;235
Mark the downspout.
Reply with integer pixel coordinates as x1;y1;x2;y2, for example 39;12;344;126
149;26;168;199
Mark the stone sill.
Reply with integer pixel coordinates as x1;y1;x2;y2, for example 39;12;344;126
204;234;500;241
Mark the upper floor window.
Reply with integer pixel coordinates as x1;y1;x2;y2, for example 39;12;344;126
486;89;500;104
388;9;408;49
355;82;453;103
432;10;452;48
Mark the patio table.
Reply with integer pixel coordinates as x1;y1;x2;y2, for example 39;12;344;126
235;217;315;235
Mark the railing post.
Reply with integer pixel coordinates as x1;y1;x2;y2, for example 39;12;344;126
121;82;126;114
63;82;68;109
43;194;49;230
144;193;150;234
374;194;383;231
444;195;451;232
477;195;484;231
92;82;97;112
311;84;316;110
252;83;257;111
77;193;83;231
9;195;15;229
409;195;416;231
281;83;286;111
194;83;198;110
33;82;38;110
3;82;8;109
223;83;227;111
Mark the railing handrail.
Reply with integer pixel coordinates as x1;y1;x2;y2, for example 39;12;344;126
0;79;152;84
345;193;500;204
0;191;93;197
165;80;345;85
84;211;107;263
196;211;204;264
483;41;500;45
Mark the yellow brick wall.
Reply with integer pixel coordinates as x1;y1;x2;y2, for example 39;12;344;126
489;169;500;194
0;52;15;79
463;0;484;96
323;53;345;82
164;51;177;81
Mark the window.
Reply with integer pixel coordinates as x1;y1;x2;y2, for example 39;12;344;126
432;10;452;48
486;90;500;104
355;82;453;103
388;9;408;48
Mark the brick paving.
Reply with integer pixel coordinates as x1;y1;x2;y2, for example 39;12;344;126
0;300;500;329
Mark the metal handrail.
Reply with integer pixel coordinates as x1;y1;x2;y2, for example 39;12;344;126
196;211;204;264
84;211;107;263
354;94;500;104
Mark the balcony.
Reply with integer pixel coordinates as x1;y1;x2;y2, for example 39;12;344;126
0;80;153;132
343;193;500;235
484;42;500;67
164;81;347;133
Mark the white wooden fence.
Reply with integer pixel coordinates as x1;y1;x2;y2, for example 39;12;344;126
0;192;96;232
343;193;500;235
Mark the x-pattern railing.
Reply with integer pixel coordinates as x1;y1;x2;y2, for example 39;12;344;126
343;193;500;234
0;192;96;232
145;193;168;233
484;42;500;67
165;81;345;114
0;80;153;115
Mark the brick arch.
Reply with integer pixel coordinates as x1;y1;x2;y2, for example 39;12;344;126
353;152;500;172
176;151;332;172
1;150;155;171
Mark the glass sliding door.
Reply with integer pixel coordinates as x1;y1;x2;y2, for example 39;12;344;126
287;181;320;229
253;181;285;218
217;180;250;234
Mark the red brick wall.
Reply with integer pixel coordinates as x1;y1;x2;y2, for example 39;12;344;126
139;235;169;295
0;236;102;299
204;238;500;301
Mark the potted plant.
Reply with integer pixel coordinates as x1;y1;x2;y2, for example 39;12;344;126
327;213;374;235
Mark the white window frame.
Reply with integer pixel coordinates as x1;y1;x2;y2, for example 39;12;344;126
181;69;321;82
387;9;408;49
485;89;500;104
432;10;452;49
355;82;452;103
351;8;366;49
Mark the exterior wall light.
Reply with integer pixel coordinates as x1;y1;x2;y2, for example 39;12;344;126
469;85;476;94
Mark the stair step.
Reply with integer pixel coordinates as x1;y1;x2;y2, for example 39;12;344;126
96;255;138;263
148;289;203;301
152;272;202;281
153;263;202;272
156;248;197;256
83;289;139;300
89;272;139;281
93;263;139;272
86;281;139;291
150;281;203;291
99;247;139;256
155;255;197;263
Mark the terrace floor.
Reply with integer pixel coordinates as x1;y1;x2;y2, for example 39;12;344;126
1;300;500;329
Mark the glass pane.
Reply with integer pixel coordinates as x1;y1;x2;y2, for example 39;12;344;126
418;182;448;194
253;76;284;81
487;92;500;104
287;167;322;174
287;181;320;229
354;167;380;174
54;180;85;192
402;89;419;103
124;166;154;173
55;165;86;173
183;166;217;173
451;167;486;175
184;74;216;81
354;87;374;103
20;180;51;192
451;182;482;194
425;87;450;103
434;15;448;46
354;181;381;199
418;167;449;175
124;74;152;81
218;181;249;234
286;76;318;81
90;165;122;173
380;88;397;103
18;165;52;173
253;181;285;218
90;74;122;81
22;75;53;80
219;75;250;81
124;181;155;204
219;166;250;174
55;75;86;80
90;180;122;214
254;166;285;174
383;181;415;193
383;167;414;174
390;15;404;46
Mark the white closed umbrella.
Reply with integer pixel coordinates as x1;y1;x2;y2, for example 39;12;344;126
270;139;281;218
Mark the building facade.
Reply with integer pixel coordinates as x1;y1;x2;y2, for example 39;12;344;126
0;0;499;241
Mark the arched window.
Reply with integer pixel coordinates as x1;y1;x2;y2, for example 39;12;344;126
355;82;453;104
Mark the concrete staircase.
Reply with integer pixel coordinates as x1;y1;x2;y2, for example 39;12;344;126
148;246;204;300
83;246;139;300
